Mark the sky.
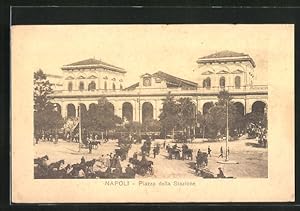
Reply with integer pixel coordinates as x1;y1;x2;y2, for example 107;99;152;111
11;24;279;87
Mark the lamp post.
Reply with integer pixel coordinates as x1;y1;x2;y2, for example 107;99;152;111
137;94;141;136
225;99;229;161
78;104;82;152
217;92;239;165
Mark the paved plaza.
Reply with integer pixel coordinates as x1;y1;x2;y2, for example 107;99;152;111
34;137;268;178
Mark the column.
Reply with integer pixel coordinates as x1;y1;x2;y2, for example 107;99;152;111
61;102;67;118
132;100;136;122
139;100;143;124
115;102;122;118
76;104;79;117
245;98;252;114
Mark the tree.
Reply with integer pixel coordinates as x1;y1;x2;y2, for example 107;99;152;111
204;91;244;138
245;111;268;139
159;93;180;137
33;69;64;138
142;119;161;132
177;97;196;136
83;97;122;134
195;111;206;138
125;121;142;134
216;90;232;107
34;69;53;112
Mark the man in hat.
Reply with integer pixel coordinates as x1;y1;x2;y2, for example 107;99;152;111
217;167;225;178
207;146;212;157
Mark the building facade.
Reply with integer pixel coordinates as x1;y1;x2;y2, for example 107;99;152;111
50;51;268;124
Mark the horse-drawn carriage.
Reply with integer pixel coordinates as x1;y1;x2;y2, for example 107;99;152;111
195;151;208;168
115;145;130;161
167;145;181;160
141;139;152;156
129;157;154;176
181;144;193;160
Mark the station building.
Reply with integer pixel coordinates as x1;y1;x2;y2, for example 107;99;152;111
50;51;268;123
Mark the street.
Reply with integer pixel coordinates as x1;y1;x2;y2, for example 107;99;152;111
34;138;268;178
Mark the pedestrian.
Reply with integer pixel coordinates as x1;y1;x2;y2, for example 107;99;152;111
163;141;166;149
105;154;111;168
218;146;223;158
116;155;122;170
217;167;225;178
197;149;201;158
166;144;170;151
208;146;212;157
125;164;135;178
153;148;156;158
54;133;58;144
88;139;92;154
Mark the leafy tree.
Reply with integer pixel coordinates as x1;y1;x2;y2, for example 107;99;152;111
33;69;63;138
195;111;206;137
216;90;232;106
125;121;142;134
34;69;53;112
177;97;196;135
204;91;244;138
142;119;161;132
83;97;122;134
245;111;268;139
159;93;180;137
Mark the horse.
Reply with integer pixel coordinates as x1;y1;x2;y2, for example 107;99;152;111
137;160;154;176
153;146;160;158
70;163;86;178
196;152;208;168
49;164;72;179
34;155;49;167
168;148;181;160
141;143;151;157
48;160;65;171
182;145;193;160
129;157;153;176
115;147;129;161
195;167;215;178
90;141;101;149
85;159;96;172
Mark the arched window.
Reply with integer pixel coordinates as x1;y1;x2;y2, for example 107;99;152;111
88;81;96;91
203;77;211;88
112;83;116;91
104;81;107;91
120;84;123;90
68;82;73;91
219;76;225;88
235;76;241;89
79;81;84;91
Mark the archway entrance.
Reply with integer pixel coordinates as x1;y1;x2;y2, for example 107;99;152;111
142;102;153;123
252;101;266;113
203;102;214;115
234;102;245;116
67;104;76;117
122;102;133;122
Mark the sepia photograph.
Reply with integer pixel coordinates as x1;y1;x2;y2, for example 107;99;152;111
11;24;294;203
